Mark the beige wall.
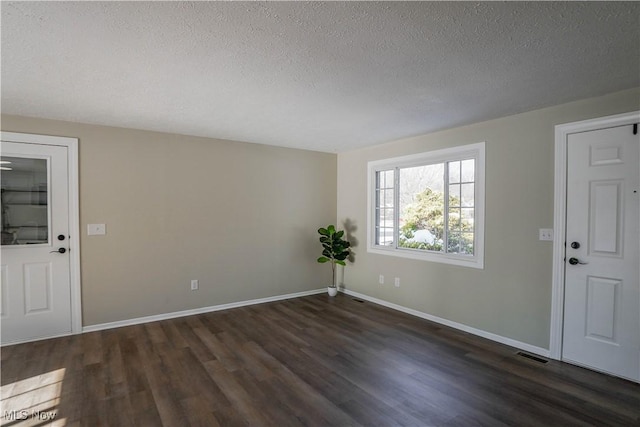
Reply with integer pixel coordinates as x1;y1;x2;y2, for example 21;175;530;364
3;87;638;342
1;116;337;326
337;88;640;350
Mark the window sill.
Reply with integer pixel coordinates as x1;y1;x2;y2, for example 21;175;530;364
367;246;484;269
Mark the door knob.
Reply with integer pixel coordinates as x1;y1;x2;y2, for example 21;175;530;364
50;247;67;254
570;241;580;249
568;257;587;265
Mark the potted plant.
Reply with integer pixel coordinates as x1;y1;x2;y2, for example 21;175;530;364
317;225;351;296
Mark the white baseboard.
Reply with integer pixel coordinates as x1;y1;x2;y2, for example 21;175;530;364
83;288;326;333
34;286;550;360
2;331;73;347
342;289;550;358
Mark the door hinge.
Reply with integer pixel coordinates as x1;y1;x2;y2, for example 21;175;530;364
633;123;638;135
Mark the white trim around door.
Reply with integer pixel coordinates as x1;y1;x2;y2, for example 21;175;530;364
0;131;82;340
550;111;640;360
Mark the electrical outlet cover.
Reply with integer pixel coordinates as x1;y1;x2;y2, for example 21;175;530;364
539;228;553;241
87;224;106;235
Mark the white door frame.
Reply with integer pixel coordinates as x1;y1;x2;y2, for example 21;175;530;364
550;111;640;360
1;131;82;337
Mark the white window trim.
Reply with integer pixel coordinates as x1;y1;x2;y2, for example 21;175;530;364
367;142;485;269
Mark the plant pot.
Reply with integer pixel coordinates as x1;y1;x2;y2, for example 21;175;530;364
327;286;338;297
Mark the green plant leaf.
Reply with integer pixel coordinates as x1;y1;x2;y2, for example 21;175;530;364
317;225;351;267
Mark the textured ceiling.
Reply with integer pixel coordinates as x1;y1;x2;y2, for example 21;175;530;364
2;2;639;153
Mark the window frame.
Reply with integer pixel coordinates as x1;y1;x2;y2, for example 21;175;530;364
367;142;485;269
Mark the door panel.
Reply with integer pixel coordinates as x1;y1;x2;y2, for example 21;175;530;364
24;262;53;313
589;180;622;255
563;124;639;381
585;276;619;342
1;141;71;344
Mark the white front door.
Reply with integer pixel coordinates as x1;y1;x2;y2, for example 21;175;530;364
563;124;640;381
1;140;73;344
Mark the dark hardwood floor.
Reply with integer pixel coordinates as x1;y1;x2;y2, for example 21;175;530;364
1;294;639;426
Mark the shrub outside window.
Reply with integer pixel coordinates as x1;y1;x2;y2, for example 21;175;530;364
367;142;485;269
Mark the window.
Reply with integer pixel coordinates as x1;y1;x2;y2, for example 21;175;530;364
368;142;485;268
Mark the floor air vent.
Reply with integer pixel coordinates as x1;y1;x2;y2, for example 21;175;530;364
352;298;365;303
516;351;549;364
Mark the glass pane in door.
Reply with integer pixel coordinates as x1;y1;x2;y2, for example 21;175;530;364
1;157;49;245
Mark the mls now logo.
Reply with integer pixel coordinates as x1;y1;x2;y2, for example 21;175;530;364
3;410;57;421
4;410;29;420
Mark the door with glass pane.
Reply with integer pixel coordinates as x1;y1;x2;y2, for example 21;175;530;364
1;141;72;344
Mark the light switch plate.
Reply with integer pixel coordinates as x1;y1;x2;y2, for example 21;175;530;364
539;228;553;241
88;224;106;235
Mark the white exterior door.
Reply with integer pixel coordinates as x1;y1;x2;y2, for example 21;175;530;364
1;140;73;344
563;124;640;381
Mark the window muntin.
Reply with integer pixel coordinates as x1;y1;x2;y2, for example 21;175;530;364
368;143;485;268
374;169;395;246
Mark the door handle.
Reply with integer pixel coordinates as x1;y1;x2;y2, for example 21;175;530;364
568;257;588;265
50;248;67;254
